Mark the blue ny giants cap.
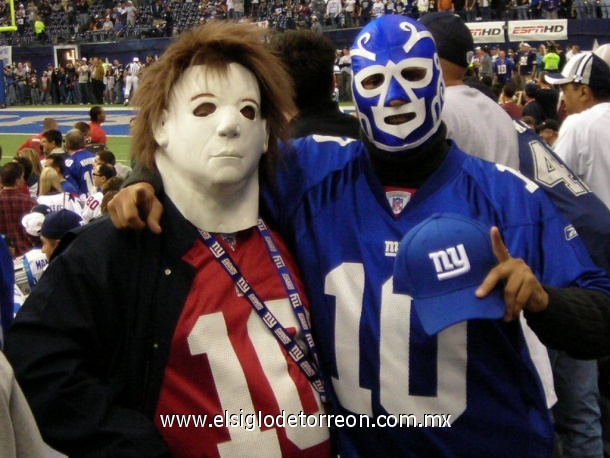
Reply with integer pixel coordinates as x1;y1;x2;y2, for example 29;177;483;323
393;213;505;335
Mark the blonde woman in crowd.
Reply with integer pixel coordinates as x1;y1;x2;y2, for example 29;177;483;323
36;168;82;216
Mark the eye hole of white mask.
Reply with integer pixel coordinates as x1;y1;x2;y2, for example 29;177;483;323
355;58;434;100
240;105;256;120
193;101;258;120
194;102;216;117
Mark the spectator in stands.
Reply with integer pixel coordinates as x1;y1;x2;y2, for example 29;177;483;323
16;5;26;35
556;43;568;71
541;0;558;18
476;46;494;80
536;71;560;121
112;60;124;104
18;117;57;155
113;12;124;35
100;189;119;215
568;44;582;62
125;0;136;25
101;15;114;35
521;115;537;130
64;68;76;105
90;57;105;104
0;162;37;257
38;0;51;19
39;209;83;261
3;65;17;107
34;15;46;42
43;155;79;199
104;63;115;104
28;71;40;105
420;13;518;169
88;106;107;146
515;0;529;19
26;1;37;29
493;49;516;89
548;53;610;210
310;14;323;33
11;63;26;106
36;168;82;216
82;162;116;223
49;64;61;104
95;149;132;180
164;5;173;37
522;82;546;125
500;83;523;119
337;47;352;102
73;121;106;155
536;119;560;149
16;149;42;196
75;0;89;32
63;129;96;201
516;42;537;89
59;66;70;105
40;71;51;105
150;0;164;22
543;44;560;72
40;130;67;159
573;0;594;17
76;57;91;105
268;30;360;139
325;0;343;27
13;156;38;199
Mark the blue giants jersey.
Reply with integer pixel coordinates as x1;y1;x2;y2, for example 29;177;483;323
65;149;96;197
262;135;610;457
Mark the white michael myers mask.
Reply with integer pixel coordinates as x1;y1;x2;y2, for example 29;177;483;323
154;63;269;190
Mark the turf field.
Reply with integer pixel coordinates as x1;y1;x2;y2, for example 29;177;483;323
0;133;132;166
0;106;135;166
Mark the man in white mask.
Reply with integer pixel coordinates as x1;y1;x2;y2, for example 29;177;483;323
5;22;330;458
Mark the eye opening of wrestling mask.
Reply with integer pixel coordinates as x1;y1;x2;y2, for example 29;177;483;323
351;16;445;153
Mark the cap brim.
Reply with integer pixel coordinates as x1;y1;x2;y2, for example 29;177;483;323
544;71;570;85
21;213;45;237
412;285;505;335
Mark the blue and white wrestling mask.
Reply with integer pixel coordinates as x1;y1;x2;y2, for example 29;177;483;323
351;15;444;152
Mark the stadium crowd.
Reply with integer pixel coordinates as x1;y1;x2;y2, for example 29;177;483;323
0;0;608;49
0;111;130;256
3;54;149;105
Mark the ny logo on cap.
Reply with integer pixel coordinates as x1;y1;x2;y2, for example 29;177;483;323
429;244;471;280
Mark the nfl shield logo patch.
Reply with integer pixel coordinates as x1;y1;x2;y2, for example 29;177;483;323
386;191;411;215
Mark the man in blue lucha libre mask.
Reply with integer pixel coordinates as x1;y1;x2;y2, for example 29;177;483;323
352;15;444;151
106;16;610;457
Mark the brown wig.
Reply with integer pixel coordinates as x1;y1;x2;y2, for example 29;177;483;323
131;21;296;181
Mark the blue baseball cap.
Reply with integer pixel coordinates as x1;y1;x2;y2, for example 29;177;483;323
41;210;83;240
393;213;505;335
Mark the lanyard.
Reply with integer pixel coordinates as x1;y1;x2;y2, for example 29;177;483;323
198;219;327;403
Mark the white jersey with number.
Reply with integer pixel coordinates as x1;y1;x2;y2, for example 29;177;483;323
37;193;82;216
81;191;103;224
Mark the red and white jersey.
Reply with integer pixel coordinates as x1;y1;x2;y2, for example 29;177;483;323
154;227;330;458
81;191;103;223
